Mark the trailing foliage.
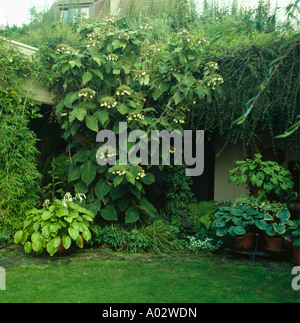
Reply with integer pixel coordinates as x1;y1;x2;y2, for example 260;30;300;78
188;32;300;156
0;40;42;234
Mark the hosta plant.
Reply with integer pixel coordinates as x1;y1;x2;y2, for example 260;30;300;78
263;209;296;238
212;206;273;238
290;219;300;247
228;153;294;201
14;193;95;256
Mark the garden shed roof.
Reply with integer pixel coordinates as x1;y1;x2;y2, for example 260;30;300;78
1;37;39;56
1;37;55;105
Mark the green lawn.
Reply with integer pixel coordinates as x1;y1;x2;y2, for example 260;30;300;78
0;258;299;303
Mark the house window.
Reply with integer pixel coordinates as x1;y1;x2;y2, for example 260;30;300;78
60;7;90;22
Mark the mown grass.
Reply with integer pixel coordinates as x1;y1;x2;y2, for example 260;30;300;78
0;259;299;303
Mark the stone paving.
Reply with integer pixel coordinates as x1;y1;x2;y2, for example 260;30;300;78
0;244;295;274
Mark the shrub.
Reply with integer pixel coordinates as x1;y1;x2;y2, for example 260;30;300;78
52;18;222;226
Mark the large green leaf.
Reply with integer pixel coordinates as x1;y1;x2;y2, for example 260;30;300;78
216;227;228;237
80;159;97;186
42;211;52;221
32;239;43;253
68;164;81;182
255;219;268;231
233;226;246;236
230;208;243;216
100;206;118;221
139;198;157;218
95;178;110;200
82;71;92;85
273;223;286;235
24;241;32;254
74;150;90;163
86;115;99;132
277;209;290;220
109;185;126;201
14;231;23;244
95;110;109;127
62;236;72;249
42;225;51;239
139;173;155;185
64;92;79;108
125;207;140;224
82;229;92;242
75;107;87;121
117;103;129;115
68;226;79;240
114;175;124;187
214;219;226;228
265;225;276;236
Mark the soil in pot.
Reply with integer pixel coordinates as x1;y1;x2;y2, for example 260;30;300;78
232;232;255;250
292;246;300;265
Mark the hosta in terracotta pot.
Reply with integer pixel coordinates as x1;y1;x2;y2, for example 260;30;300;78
290;219;300;265
228;154;294;202
212;206;268;250
262;209;295;254
14;193;94;257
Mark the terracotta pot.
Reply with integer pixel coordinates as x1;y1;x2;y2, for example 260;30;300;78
292;246;300;265
233;232;255;250
264;235;285;252
252;185;275;201
56;239;69;255
55;235;84;256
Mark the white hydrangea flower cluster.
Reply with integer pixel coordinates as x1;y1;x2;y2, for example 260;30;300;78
173;117;185;124
177;28;189;36
170;67;181;73
112;166;127;176
56;44;79;55
79;88;96;99
139;23;153;31
100;96;117;109
197;37;209;46
116;85;132;96
86;33;102;48
101;17;116;25
205;61;219;72
127;113;145;122
136;168;146;180
117;31;130;41
97;146;116;161
106;54;118;61
203;74;224;89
